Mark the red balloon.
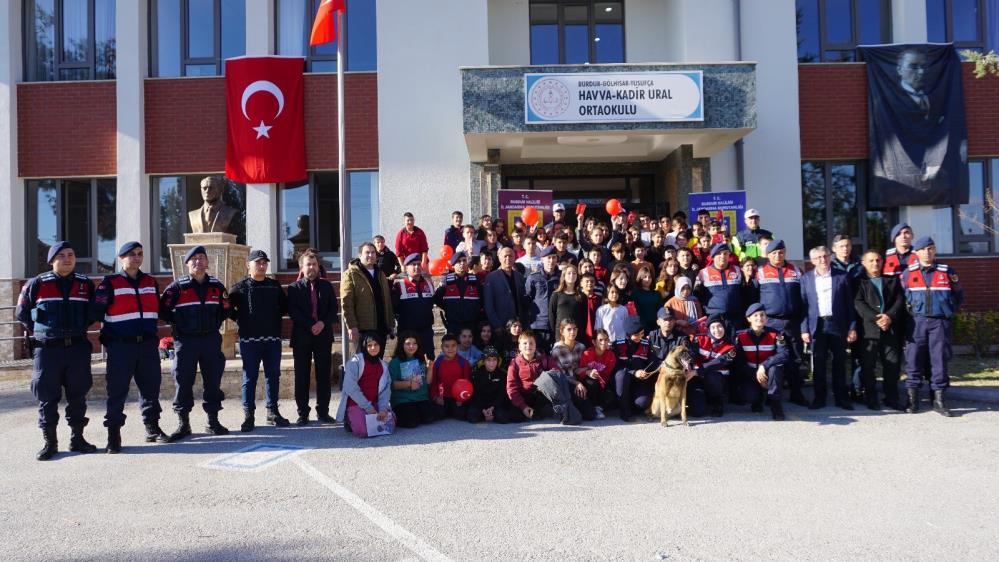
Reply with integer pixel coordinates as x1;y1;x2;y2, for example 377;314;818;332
440;245;454;260
521;206;540;226
429;258;448;276
451;379;474;402
606;199;622;216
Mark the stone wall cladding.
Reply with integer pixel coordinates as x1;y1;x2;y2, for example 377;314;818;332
462;63;757;135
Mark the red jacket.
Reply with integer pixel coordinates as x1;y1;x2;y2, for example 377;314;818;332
578;347;617;387
507;353;555;410
430;355;471;400
395;226;429;260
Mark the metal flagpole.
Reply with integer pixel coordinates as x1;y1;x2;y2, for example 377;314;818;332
336;8;351;355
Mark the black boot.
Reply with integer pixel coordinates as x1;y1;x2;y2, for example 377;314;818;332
240;410;255;433
770;400;786;421
933;390;952;417
750;399;763;413
168;412;192;442
36;425;58;461
789;390;809;407
144;422;169;443
106;426;122;454
267;407;291;427
69;426;98;453
316;412;336;424
906;388;920;414
205;413;229;435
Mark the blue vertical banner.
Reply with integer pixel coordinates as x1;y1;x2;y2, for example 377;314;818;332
688;191;747;234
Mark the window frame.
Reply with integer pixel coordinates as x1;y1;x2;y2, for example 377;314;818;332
24;177;116;276
951;158;996;253
275;0;338;72
797;0;893;63
927;0;987;52
800;160;896;253
276;169;381;272
22;0;115;81
528;0;626;65
149;0;244;77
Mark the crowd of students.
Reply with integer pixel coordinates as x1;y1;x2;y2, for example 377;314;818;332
335;203;963;433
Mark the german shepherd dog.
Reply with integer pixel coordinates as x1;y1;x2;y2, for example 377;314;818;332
649;344;694;427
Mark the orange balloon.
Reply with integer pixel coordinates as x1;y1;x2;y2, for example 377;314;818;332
440;245;454;260
521;206;540;226
605;199;622;216
429;258;448;276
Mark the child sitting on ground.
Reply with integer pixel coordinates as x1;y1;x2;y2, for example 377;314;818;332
430;333;472;420
456;327;483;366
506;330;557;421
467;346;514;424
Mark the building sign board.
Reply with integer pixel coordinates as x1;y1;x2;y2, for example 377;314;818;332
688;191;747;234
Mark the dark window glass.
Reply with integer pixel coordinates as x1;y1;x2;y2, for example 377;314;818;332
152;176;246;272
824;0;853;43
801;162;827;253
156;176;184;271
26;178;116;275
529;0;624;64
830;164;859;237
594;24;624;63
958;161;986;235
347;0;377;71
563;5;590;64
926;0;947;42
279;181;312;270
797;0;890;62
23;0;116;81
349;171;379;251
530;24;559;64
152;0;245;77
797;0;821;62
952;0;981;42
802;161;884;252
314;173;340;268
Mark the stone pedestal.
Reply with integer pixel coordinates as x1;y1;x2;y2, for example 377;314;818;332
168;233;249;358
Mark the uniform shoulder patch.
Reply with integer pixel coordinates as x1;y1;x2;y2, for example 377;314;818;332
949;273;959;282
726;349;737;359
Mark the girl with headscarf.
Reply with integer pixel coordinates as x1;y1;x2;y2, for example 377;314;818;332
664;276;704;336
338;332;393;435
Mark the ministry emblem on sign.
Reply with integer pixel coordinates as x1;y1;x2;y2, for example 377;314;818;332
528;78;571;119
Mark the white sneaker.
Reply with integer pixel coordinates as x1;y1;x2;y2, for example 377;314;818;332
595;407;606;420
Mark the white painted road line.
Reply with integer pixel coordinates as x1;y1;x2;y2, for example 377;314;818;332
202;443;307;472
291;455;453;562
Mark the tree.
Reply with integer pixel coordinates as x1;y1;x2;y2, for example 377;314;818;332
961;50;999;78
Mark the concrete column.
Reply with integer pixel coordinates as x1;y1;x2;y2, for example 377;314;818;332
243;1;279;269
739;0;804;259
115;0;150;254
0;0;23;359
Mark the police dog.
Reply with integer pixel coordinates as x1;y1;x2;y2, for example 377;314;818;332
649;344;694;427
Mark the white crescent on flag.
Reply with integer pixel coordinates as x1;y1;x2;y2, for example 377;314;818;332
240;80;285;139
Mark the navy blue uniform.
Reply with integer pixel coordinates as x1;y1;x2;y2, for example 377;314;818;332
393;275;436;359
16;272;96;428
901;263;963;390
159;275;230;415
92;271;163;428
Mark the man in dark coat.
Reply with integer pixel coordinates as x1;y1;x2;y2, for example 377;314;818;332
286;250;338;425
854;250;906;410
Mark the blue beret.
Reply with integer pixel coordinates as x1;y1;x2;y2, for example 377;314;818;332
539;246;557;258
766;239;785;253
449;251;467;265
47;241;73;263
624;315;645;335
745;303;765;318
912;236;935;251
247;249;269;262
404;253;422;266
709;243;731;258
117;241;142;257
656;306;675;320
890;223;911;243
184;245;207;263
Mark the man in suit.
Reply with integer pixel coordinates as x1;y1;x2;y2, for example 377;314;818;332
854;250;905;411
800;246;858;410
482;246;525;331
287;250;338;425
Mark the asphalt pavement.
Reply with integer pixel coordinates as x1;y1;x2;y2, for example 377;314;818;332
0;379;997;562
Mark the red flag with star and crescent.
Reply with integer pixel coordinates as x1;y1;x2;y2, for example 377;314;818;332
225;56;306;183
310;0;346;46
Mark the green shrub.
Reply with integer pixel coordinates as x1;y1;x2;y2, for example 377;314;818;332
953;311;999;358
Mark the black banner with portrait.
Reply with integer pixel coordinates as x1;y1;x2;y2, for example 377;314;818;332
858;44;969;207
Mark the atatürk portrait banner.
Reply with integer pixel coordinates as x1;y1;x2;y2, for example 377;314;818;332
858;44;969;207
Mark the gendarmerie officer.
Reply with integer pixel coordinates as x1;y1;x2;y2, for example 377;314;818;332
900;236;963;416
15;241;99;460
92;241;169;453
735;303;791;421
393;253;436;359
159;245;232;440
228;250;290;432
432;251;482;336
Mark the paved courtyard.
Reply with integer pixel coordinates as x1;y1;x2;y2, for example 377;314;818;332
0;378;996;561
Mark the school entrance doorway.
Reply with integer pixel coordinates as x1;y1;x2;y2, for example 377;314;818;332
502;175;664;224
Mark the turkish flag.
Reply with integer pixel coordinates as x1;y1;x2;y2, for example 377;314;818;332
225;56;306;184
310;0;346;47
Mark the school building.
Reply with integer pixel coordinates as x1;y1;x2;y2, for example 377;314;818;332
1;0;998;359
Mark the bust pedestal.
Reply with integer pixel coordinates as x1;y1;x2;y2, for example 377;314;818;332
168;233;249;358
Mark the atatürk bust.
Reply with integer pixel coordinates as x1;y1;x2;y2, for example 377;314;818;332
188;176;237;234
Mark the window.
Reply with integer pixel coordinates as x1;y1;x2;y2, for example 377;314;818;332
502;175;660;221
23;0;116;81
796;0;891;62
926;0;997;55
150;0;246;77
152;176;247;272
801;161;891;255
529;1;624;65
278;171;379;271
275;0;377;72
26;178;116;275
952;159;999;253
